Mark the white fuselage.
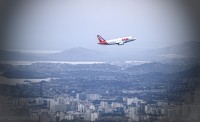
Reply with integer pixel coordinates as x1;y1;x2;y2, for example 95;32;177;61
106;36;136;45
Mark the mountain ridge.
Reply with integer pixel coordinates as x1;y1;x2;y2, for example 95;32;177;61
0;41;199;61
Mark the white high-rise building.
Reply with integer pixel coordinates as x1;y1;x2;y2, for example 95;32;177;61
111;102;123;108
127;97;142;106
40;116;50;122
89;104;95;110
59;112;65;121
50;99;58;112
58;96;66;104
100;101;109;109
84;109;92;121
65;114;74;120
128;106;139;121
91;112;98;121
30;112;39;121
78;104;86;113
36;97;43;106
89;94;101;100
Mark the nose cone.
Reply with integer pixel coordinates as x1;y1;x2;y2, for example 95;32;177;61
131;36;136;40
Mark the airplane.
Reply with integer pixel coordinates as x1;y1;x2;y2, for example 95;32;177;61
97;35;136;45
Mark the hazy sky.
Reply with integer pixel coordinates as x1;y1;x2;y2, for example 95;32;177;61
0;0;199;51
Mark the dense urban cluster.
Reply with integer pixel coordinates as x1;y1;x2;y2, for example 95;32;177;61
0;61;200;122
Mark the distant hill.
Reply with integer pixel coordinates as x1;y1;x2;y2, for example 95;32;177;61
0;48;107;61
134;66;200;81
126;62;184;75
0;50;44;61
46;47;107;61
0;41;199;61
172;66;200;79
150;41;200;59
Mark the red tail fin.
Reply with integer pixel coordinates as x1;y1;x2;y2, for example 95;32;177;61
97;35;106;42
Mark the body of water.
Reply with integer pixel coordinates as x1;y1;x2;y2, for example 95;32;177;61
0;76;56;85
0;61;106;65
